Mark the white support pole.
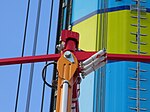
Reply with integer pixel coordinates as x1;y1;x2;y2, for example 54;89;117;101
82;50;105;66
82;56;106;70
61;80;69;112
82;62;106;77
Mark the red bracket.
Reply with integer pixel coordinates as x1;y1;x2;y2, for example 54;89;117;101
61;30;79;52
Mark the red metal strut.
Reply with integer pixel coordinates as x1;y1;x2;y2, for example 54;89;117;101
0;30;150;112
0;53;150;66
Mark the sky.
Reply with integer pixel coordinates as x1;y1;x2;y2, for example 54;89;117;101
0;0;59;111
0;0;96;112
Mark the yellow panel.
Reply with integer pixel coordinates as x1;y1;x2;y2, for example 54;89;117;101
107;10;150;55
72;15;97;51
72;10;150;55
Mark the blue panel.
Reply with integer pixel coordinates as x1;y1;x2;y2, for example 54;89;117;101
146;1;150;8
103;61;150;112
72;0;150;24
105;61;129;112
108;0;150;10
93;67;106;112
79;72;94;112
108;0;131;8
72;0;131;22
72;0;98;22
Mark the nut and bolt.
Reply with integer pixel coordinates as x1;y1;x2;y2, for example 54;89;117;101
64;51;71;58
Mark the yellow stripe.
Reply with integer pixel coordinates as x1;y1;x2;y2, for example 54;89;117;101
107;10;150;55
72;10;150;54
72;15;97;51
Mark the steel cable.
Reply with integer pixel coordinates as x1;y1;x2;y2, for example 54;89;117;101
25;0;42;111
49;0;64;111
41;62;56;89
14;0;31;111
40;1;54;111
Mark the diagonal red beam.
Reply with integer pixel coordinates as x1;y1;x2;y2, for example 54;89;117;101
0;52;150;66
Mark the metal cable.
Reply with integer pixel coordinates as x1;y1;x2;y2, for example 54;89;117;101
41;62;57;89
14;0;31;111
40;0;54;111
25;0;42;111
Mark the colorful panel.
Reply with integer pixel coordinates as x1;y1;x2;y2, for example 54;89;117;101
72;0;150;112
72;11;98;112
107;10;150;54
72;0;98;23
72;15;97;51
72;1;100;112
106;61;150;112
105;2;150;112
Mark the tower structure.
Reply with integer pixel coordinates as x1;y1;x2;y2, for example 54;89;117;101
71;0;150;112
0;0;150;112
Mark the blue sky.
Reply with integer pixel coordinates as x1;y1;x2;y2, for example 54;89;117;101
0;1;98;112
0;0;59;111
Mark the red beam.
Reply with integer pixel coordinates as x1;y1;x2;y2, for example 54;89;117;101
0;54;60;66
75;51;96;61
0;52;150;66
107;54;150;63
0;52;96;66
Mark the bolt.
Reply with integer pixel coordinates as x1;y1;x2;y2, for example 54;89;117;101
64;51;71;58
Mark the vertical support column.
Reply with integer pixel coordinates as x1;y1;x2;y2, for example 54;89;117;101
61;80;69;112
56;30;79;112
56;52;78;112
